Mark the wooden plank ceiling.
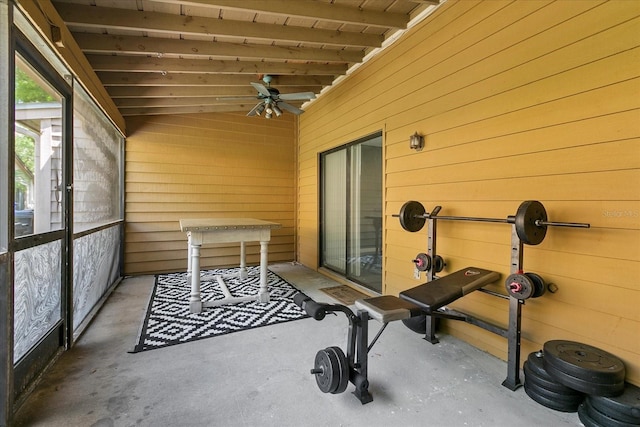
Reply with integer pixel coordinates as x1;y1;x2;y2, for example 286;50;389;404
50;0;440;117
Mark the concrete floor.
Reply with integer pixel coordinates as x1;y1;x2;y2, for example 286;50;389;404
13;262;584;427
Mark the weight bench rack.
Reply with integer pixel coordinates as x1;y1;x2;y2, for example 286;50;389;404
298;201;590;404
295;266;513;405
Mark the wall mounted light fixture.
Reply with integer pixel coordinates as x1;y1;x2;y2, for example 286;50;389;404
409;132;424;151
50;25;64;48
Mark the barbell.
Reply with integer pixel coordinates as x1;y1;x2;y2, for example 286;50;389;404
395;200;590;245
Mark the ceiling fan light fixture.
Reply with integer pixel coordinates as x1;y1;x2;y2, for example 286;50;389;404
255;104;265;116
272;105;282;117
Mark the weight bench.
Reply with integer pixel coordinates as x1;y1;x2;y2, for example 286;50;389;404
297;267;507;405
355;266;500;323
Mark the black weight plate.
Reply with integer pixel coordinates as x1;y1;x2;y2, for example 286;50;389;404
544;360;625;397
326;346;349;394
585;399;639;427
525;272;546;298
505;273;534;300
524;361;582;395
543;340;626;385
399;201;426;232
589;382;640;424
432;255;446;273
526;351;557;382
515;200;548;245
313;349;340;394
524;378;585;405
402;315;440;334
524;380;581;412
579;402;605;427
402;314;426;334
413;253;431;272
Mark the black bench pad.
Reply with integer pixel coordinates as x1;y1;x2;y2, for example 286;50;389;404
399;267;500;313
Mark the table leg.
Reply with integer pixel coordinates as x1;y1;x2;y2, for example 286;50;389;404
239;241;248;280
190;244;203;313
257;240;270;302
186;233;192;281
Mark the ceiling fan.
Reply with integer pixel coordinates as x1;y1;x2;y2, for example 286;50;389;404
223;75;316;119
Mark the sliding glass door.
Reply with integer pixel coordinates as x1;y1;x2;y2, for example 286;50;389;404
320;133;382;293
12;32;72;401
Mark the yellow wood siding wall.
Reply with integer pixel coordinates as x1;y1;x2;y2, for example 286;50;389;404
298;0;640;384
124;112;296;275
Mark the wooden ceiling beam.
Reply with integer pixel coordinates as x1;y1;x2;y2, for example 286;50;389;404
55;3;384;47
151;0;409;29
106;85;322;98
113;97;304;108
97;72;334;87
74;33;364;63
87;55;348;75
118;104;254;116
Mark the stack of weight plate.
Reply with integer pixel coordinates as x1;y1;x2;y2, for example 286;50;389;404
527;339;639;427
542;340;626;397
579;382;640;427
523;350;585;412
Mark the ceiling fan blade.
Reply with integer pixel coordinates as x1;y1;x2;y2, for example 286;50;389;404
247;101;265;117
251;82;271;97
277;101;305;115
279;92;316;101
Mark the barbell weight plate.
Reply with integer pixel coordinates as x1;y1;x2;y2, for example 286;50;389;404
402;315;426;334
544;361;625;397
524;380;582;412
515;200;548;245
524;378;585;406
588;382;640;424
584;399;639;427
505;273;534;300
413;253;431;272
578;402;602;427
433;255;446;273
326;346;350;394
399;200;426;232
525;352;581;394
525;272;547;298
313;348;341;394
524;361;582;395
543;340;626;387
402;315;441;334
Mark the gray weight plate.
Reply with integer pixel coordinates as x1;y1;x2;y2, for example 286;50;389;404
543;340;626;385
585;399;639;427
588;382;640;424
544;360;625;397
524;380;582;413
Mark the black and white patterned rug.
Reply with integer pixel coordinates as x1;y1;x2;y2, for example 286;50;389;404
131;266;307;352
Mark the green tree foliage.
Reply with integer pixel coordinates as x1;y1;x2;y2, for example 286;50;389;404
15;67;54;103
15;134;34;173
